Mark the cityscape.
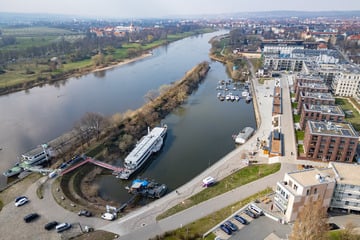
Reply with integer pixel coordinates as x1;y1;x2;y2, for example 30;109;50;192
1;1;360;240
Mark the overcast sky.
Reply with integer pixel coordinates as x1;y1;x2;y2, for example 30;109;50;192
1;0;360;18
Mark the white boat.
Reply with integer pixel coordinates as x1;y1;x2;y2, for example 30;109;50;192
246;95;252;102
235;127;255;144
235;95;240;101
22;144;50;165
242;91;249;97
117;125;167;179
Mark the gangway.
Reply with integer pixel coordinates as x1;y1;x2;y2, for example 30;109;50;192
60;157;124;176
87;158;124;172
60;158;91;175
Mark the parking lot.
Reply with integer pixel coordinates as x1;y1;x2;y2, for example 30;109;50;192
212;205;291;240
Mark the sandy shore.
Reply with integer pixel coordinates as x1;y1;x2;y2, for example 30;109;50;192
92;53;153;73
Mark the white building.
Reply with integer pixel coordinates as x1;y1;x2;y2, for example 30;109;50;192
332;70;360;97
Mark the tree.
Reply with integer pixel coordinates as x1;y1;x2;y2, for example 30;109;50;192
75;112;108;141
289;200;329;240
339;222;359;240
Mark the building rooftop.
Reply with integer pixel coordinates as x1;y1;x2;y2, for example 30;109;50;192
288;167;336;187
308;121;358;138
298;82;328;90
296;74;324;83
330;162;360;186
304;104;344;116
300;91;334;100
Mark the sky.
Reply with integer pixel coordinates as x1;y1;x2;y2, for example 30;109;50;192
1;0;360;18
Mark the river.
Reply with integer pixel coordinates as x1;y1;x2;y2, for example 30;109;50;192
0;30;256;202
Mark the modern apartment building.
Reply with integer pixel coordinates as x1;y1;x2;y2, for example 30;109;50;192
303;121;358;162
332;71;360;97
299;104;345;130
274;167;336;222
297;92;335;114
330;162;360;212
275;162;360;223
295;82;329;102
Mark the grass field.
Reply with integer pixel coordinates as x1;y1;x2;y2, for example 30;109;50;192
1;26;75;36
157;163;281;220
335;98;360;131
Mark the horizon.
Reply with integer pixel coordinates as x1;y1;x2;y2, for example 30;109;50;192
1;0;360;19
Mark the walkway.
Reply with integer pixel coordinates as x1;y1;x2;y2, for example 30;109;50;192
60;157;124;175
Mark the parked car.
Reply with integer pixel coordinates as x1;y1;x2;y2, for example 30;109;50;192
244;209;257;219
224;220;238;232
219;224;232;235
234;214;248;225
78;209;92;217
56;223;71;233
44;221;58;231
15;196;29;207
101;212;115;221
24;213;39;223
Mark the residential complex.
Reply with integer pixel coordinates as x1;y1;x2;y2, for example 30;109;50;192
274;162;360;223
303;121;358;162
299;104;345;130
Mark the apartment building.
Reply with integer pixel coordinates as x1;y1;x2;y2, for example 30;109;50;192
303;121;358;162
330;162;360;212
297;92;335;114
295;82;329;102
332;71;360;97
275;162;360;223
299;104;345;130
274;167;336;222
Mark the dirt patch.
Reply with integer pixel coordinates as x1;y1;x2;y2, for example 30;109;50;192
70;230;117;240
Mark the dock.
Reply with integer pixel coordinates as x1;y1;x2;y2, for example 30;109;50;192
60;157;125;176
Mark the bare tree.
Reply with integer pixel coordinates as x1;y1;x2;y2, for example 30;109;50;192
75;112;108;141
144;89;159;102
289;200;329;240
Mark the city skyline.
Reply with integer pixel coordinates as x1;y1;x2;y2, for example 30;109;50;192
1;0;360;19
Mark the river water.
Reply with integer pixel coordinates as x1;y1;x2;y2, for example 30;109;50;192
0;30;256;202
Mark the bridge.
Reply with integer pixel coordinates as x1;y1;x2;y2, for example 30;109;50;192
60;157;124;176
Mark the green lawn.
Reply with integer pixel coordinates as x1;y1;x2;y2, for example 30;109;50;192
157;163;280;220
293;114;300;123
295;130;304;141
335;98;360;131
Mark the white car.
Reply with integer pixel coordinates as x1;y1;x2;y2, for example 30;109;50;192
101;212;115;221
15;196;29;207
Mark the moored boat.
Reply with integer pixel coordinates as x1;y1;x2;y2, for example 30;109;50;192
234;127;255;144
3;164;23;177
116;125;167;180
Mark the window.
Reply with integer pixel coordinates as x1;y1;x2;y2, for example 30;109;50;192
294;184;298;191
314;188;318;194
306;189;310;196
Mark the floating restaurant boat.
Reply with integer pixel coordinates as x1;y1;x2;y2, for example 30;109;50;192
116;125;167;180
234;127;255;144
3;144;51;177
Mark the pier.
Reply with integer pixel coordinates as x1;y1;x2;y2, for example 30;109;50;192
60;157;125;176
